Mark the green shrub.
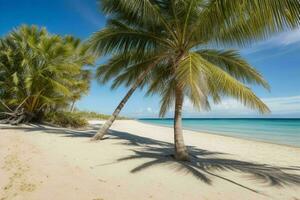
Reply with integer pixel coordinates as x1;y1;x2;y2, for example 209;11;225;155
76;111;128;120
43;111;88;128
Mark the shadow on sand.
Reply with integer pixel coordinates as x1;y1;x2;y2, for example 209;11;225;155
1;123;300;194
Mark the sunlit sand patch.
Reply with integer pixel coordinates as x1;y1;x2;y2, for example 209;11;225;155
1;139;36;200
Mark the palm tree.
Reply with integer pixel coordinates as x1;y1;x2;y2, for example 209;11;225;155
64;37;94;112
69;69;91;112
146;50;271;160
89;0;300;160
89;19;172;140
0;25;94;124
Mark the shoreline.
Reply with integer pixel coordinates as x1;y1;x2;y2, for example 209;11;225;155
137;119;300;149
89;120;300;166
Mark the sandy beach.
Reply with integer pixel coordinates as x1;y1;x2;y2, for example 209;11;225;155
1;120;300;200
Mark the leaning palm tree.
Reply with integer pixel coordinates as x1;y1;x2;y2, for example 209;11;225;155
89;0;300;160
89;19;172;140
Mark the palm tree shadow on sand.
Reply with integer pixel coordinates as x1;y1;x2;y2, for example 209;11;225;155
100;128;300;195
116;146;300;194
2;124;300;195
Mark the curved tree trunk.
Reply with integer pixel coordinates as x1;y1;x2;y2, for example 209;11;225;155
91;84;138;140
173;85;189;161
70;100;76;112
91;63;157;141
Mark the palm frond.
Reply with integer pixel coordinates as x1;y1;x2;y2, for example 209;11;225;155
199;56;270;114
176;53;210;110
88;19;170;57
196;49;270;89
190;0;300;47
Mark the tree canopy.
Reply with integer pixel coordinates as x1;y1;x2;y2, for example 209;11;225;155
0;25;94;123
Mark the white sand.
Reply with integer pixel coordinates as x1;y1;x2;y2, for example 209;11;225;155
0;120;300;200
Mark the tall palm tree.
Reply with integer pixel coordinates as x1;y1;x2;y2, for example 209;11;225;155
146;50;271;160
0;25;94;123
89;0;300;160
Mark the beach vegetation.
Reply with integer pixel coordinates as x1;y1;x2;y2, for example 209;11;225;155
0;25;94;125
43;110;128;128
43;111;89;128
76;111;129;120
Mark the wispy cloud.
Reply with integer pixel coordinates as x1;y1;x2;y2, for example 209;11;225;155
67;0;103;27
126;106;158;118
276;29;300;45
242;29;300;56
183;95;300;117
131;95;300;118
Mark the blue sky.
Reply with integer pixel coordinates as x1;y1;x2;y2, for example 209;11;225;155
1;0;300;118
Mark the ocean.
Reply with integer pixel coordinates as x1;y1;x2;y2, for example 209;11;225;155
138;118;300;147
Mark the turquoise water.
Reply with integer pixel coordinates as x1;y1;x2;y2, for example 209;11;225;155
138;118;300;147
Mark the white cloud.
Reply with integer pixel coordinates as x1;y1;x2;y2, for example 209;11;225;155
242;29;300;56
147;107;153;113
125;106;158;118
276;29;300;45
123;95;300;118
183;95;300;117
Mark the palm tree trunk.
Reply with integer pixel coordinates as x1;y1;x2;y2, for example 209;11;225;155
70;100;76;112
173;85;189;161
91;63;156;141
91;85;137;140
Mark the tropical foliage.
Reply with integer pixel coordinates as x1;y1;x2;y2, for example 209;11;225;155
76;111;128;120
43;111;89;128
0;25;94;124
89;0;300;160
43;110;127;129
